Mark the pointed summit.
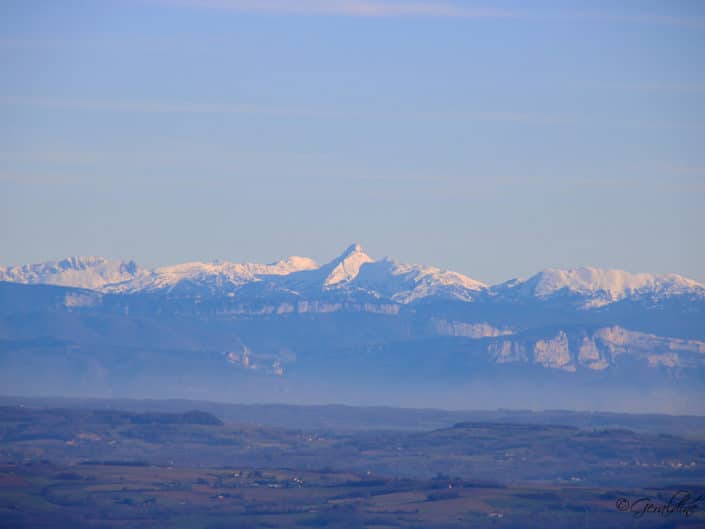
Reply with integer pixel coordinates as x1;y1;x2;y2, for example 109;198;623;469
341;242;364;257
322;243;374;286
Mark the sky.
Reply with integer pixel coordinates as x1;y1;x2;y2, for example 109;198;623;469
1;0;704;284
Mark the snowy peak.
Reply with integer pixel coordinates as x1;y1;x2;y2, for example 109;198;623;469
281;245;487;302
320;243;374;286
267;256;318;275
499;267;705;307
342;243;364;256
355;258;487;303
0;256;145;291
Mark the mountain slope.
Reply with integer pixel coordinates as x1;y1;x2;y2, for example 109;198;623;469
0;257;145;291
354;258;487;303
110;256;318;295
492;267;705;308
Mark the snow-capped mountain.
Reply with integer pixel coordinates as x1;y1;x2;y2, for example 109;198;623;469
274;243;376;293
109;255;318;295
272;243;487;303
0;244;490;304
316;243;375;287
1;245;703;307
0;256;146;291
354;258;487;303
493;267;705;308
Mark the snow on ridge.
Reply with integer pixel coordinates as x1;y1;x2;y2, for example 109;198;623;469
240;244;486;303
110;256;319;293
2;249;703;307
0;256;143;290
390;261;486;291
509;266;705;306
268;256;318;275
312;244;486;301
353;257;487;303
0;254;319;294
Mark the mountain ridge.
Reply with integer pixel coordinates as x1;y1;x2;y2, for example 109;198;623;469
2;244;703;309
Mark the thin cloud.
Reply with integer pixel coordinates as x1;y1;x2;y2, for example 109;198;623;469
0;171;78;184
150;0;705;28
0;96;336;118
0;96;583;129
5;96;700;131
152;0;522;19
570;11;705;30
415;109;574;126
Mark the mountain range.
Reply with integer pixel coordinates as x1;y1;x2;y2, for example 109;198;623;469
1;244;704;412
2;243;703;305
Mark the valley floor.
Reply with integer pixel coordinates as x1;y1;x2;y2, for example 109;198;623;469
1;401;704;528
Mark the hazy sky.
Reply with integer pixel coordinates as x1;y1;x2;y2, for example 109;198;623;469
1;0;704;284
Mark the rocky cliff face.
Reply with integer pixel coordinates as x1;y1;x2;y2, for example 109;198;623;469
430;319;512;339
486;326;705;372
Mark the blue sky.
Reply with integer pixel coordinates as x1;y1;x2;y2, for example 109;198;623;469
1;0;704;283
